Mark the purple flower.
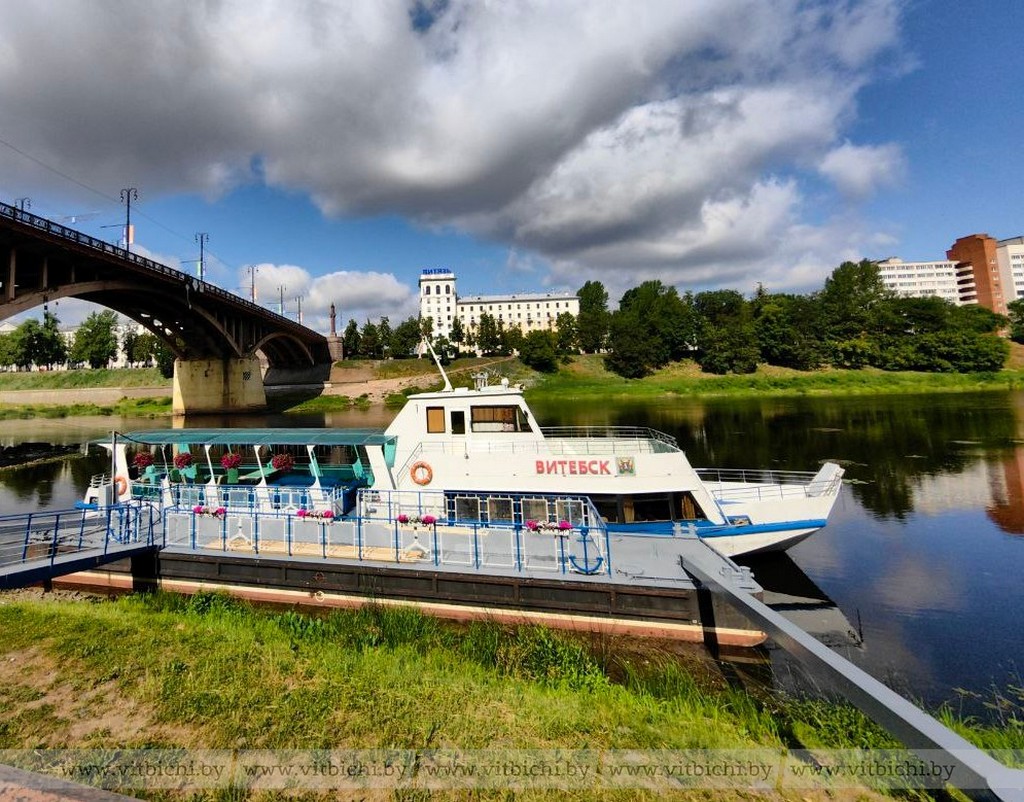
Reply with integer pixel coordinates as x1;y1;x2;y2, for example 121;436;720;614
321;510;334;519
215;507;226;516
526;519;539;531
558;520;572;530
296;509;308;518
421;514;437;525
397;514;410;524
193;505;203;514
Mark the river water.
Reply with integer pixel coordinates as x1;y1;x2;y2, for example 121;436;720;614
2;392;1023;717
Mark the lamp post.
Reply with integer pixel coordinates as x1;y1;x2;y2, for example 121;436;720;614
119;187;138;251
195;232;209;281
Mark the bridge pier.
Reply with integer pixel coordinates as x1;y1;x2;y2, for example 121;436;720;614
172;357;266;415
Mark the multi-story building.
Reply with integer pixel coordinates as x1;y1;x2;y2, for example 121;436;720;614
875;258;966;305
876;234;1024;313
997;236;1024;303
418;268;579;342
947;234;1009;315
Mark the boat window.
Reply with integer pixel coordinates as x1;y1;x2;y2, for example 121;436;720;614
556;498;584;525
679;492;707;520
454;496;480;522
426;407;445;433
470;405;533;432
522;497;549;523
592;496;619;524
451;410;466;434
488;497;514;523
632;494;673;522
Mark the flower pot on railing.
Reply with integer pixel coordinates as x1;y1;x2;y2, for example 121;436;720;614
221;452;242;485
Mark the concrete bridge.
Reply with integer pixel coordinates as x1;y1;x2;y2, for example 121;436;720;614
0;201;332;413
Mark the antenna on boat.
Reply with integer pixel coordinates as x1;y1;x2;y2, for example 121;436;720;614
422;338;453;392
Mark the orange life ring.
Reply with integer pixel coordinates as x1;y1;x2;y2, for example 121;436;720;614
410;461;433;486
114;475;129;497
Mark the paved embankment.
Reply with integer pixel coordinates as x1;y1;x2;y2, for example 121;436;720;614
0;387;171;405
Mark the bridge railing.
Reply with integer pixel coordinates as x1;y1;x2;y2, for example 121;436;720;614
0;503;161;572
0;201;307;333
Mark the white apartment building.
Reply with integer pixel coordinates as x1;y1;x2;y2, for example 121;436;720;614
997;237;1024;302
875;258;969;305
418;268;579;341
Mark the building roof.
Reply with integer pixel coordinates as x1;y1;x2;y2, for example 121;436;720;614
458;293;577;304
110;429;392;448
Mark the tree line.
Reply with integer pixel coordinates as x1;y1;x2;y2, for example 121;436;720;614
0;310;173;374
575;260;1010;378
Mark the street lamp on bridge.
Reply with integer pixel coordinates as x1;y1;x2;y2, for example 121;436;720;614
119;187;138;251
195;232;209;281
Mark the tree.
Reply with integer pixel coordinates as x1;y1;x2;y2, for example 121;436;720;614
131;333;161;366
70;310;118;368
122;329;139;367
0;332;15;369
820;260;892;350
519;330;559;372
154;338;176;379
576;280;610;353
390;317;421;358
450;317;465;352
1009;299;1024;344
377;317;393;359
555;312;578;355
476;313;502;355
360;320;381;359
693;290;758;374
752;291;824;370
342;319;361;358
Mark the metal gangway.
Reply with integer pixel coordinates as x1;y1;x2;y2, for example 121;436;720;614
0;503;162;590
681;544;1024;802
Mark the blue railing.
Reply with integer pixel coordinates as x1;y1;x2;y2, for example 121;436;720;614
0;503;162;573
161;488;612;576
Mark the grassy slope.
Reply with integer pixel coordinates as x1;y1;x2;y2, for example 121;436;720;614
526;355;1024;400
1;593;1020;800
0;367;169;390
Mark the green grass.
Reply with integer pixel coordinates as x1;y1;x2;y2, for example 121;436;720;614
0;367;169;390
285;394;372;413
1;591;1020;802
526;355;1024;401
0;396;172;420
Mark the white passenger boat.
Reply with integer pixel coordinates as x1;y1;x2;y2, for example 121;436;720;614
84;371;843;558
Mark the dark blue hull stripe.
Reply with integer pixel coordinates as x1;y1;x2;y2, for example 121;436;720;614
608;519;828;539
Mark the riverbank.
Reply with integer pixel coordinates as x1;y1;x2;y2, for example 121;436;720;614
4;358;1024;420
4;588;1018;800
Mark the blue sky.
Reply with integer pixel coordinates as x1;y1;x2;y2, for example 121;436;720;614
1;1;1021;333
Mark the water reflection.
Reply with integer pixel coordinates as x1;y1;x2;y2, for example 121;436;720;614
531;393;1019;521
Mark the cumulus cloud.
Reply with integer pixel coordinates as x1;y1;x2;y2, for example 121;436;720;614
238;264;418;332
0;0;907;294
818;142;908;198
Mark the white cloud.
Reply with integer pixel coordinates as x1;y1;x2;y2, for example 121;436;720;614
818;142;907;198
0;0;907;295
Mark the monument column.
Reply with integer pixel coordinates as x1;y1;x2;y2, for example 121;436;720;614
326;302;344;361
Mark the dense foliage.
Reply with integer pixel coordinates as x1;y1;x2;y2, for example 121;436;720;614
602;260;1010;377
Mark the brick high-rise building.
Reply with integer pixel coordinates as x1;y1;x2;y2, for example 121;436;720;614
947;234;1007;315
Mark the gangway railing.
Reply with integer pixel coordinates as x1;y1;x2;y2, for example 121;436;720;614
0;503;162;590
681;547;1024;802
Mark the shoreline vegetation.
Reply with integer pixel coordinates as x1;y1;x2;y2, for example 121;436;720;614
0;589;1020;801
3;355;1024;420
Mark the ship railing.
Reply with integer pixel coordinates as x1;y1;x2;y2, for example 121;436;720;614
162;482;348;514
541;425;679;450
88;472;111;488
696;467;842;501
161;489;611;577
0;501;162;573
408;435;676;459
